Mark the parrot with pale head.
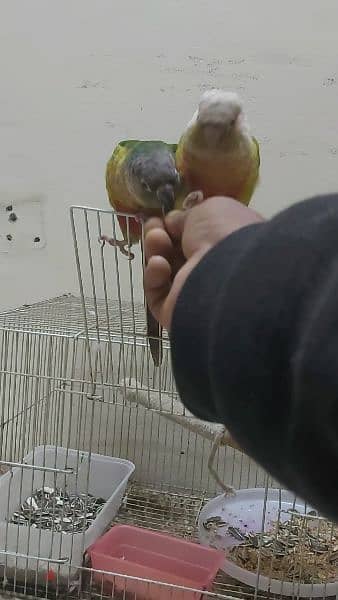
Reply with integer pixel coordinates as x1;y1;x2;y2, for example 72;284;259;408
176;89;260;208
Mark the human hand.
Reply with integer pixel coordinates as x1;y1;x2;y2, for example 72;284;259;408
144;196;264;331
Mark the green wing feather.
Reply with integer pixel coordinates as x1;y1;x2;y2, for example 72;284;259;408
252;136;260;168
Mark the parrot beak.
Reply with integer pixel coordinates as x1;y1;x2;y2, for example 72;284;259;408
157;184;175;216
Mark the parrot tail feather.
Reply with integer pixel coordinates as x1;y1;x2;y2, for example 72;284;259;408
146;305;163;367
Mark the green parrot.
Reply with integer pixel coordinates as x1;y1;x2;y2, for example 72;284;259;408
176;89;260;209
102;140;185;367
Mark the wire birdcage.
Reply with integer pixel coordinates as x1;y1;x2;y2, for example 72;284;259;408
0;205;336;600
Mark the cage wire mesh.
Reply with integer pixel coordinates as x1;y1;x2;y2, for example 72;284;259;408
0;205;336;600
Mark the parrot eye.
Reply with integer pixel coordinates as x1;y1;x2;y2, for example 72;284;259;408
141;180;152;192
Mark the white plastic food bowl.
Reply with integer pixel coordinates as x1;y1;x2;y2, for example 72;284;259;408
198;488;338;598
0;445;135;586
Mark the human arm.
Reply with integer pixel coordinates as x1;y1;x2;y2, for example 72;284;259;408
144;194;338;521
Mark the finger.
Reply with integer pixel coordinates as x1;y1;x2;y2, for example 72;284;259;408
144;217;165;236
159;254;206;331
144;255;172;322
146;213;186;274
164;210;187;241
144;227;174;262
145;256;172;292
203;196;264;223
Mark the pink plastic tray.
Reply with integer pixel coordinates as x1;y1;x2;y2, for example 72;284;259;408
88;524;223;600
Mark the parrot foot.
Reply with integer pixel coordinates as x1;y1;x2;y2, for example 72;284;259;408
183;190;204;210
134;213;146;225
99;235;135;260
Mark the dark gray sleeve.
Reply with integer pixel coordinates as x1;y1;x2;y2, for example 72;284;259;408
171;194;338;522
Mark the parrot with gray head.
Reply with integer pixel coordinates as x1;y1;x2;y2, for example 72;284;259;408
102;139;185;366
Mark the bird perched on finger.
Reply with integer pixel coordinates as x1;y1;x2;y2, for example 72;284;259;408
103;139;185;366
176;89;260;209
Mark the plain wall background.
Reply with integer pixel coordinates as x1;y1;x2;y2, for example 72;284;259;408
1;0;338;311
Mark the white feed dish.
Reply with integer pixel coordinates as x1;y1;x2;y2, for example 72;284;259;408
0;445;135;585
198;488;338;598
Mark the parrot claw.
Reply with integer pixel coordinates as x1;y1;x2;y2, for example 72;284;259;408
99;235;135;260
183;190;204;210
134;213;146;225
